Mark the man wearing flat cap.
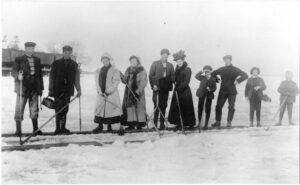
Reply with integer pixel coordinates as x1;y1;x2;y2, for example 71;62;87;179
211;55;248;128
12;42;44;136
49;45;81;134
149;48;175;130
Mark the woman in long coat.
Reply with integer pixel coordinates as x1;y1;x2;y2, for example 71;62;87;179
121;56;148;130
168;50;196;130
93;53;122;133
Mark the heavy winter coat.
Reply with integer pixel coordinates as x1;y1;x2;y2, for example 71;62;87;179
49;58;81;98
168;62;196;126
12;55;44;96
244;76;267;100
94;66;122;118
195;71;217;99
149;60;175;91
121;65;148;123
277;80;299;103
211;64;248;95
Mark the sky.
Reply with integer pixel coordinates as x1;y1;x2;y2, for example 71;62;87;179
2;0;300;77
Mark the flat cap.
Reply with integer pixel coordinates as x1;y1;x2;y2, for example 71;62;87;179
160;48;170;55
24;42;36;48
223;55;232;61
62;45;73;52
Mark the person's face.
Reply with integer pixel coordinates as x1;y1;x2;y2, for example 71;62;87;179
285;72;293;80
130;58;139;67
63;50;72;59
101;58;110;67
176;59;184;66
161;53;169;61
205;70;212;78
223;58;232;66
25;47;34;55
252;70;259;77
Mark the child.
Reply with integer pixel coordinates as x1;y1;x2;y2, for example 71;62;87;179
195;65;217;130
276;70;299;126
245;67;268;127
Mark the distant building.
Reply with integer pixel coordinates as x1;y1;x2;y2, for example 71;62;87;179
2;48;76;76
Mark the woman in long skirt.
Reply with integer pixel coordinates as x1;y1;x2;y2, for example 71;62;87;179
120;56;148;130
168;50;196;130
93;53;122;133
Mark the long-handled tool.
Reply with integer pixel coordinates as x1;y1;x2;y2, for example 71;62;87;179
175;91;185;134
21;96;78;145
198;96;207;133
18;70;23;145
124;83;161;136
264;96;288;131
79;96;82;132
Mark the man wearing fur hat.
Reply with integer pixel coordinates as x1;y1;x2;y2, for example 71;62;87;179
149;48;175;130
12;42;44;136
49;45;81;134
211;55;248;128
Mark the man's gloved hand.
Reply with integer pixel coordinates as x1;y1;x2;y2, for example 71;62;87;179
76;91;82;97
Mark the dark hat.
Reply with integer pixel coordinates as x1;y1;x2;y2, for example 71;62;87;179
203;65;213;71
24;42;36;48
129;55;141;64
160;48;170;55
250;67;260;75
173;50;186;61
223;55;232;61
62;45;73;52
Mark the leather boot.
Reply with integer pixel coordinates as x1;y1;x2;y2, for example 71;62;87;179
250;121;254;127
15;121;22;136
60;116;70;134
257;121;262;127
212;121;221;129
93;124;103;133
107;124;112;132
32;119;42;136
54;115;61;135
203;121;209;130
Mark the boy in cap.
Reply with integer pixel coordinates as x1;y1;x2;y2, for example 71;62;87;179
149;48;175;130
195;65;217;130
12;42;44;136
276;70;299;126
211;55;248;128
49;45;81;134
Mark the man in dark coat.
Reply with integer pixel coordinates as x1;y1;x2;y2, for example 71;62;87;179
195;65;217;130
276;70;299;126
49;45;81;134
12;42;44;136
149;48;175;130
211;55;248;128
168;50;196;130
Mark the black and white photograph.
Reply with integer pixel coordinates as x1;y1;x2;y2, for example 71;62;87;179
1;0;299;183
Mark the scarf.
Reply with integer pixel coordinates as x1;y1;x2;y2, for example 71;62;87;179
99;63;112;94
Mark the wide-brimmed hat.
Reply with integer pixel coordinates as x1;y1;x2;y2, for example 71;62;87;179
173;50;186;61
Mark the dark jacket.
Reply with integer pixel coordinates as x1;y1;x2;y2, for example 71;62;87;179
195;71;217;99
244;76;266;100
149;60;175;91
49;58;81;98
211;64;248;95
278;80;299;103
168;62;196;126
12;55;44;96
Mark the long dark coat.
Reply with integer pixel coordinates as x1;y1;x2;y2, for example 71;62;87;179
49;58;81;98
12;55;44;96
168;62;196;127
244;76;267;100
277;80;299;103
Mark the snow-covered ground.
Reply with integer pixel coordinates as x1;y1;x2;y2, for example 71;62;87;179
2;74;299;183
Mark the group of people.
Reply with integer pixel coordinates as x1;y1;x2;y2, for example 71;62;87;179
12;42;299;136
